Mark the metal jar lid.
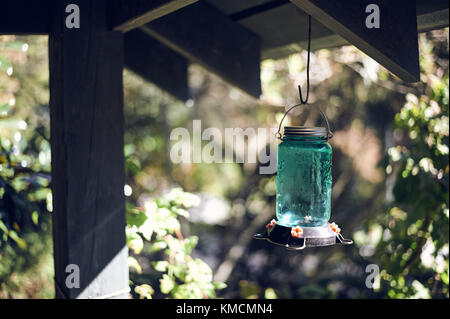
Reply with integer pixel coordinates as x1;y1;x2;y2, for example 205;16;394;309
284;126;329;138
276;104;334;140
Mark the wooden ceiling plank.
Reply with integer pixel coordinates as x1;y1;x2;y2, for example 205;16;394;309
141;1;262;97
206;0;278;16
262;35;348;60
417;9;449;33
244;3;446;60
239;4;338;51
290;0;420;82
124;29;189;101
110;0;198;32
0;2;49;34
416;0;449;15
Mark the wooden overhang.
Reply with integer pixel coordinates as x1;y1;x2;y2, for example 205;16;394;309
2;0;448;100
115;0;449;96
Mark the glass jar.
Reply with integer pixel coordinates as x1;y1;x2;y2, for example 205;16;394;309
276;126;332;227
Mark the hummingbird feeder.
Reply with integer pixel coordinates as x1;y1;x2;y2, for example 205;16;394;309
254;15;352;250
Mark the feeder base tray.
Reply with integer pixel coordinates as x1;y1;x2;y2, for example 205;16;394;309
254;222;353;250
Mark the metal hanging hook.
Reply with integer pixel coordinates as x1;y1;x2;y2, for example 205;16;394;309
275;15;333;141
298;14;311;105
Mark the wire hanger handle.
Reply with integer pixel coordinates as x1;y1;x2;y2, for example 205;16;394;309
275;15;332;140
276;103;334;140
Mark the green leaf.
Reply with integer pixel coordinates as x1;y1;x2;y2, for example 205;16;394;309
186;258;213;284
0;219;27;249
264;288;277;299
166;216;180;232
125;157;141;174
165;188;200;208
157;207;172;218
150;241;167;253
134;284;154;299
160;274;175;294
153;260;169;272
128;256;142;274
0;41;27;50
183;236;198;255
7;230;27;250
172;264;187;282
441;270;449;285
0;103;11;115
123;144;136;157
0;56;12;72
213;282;227;290
126;228;144;254
31;211;39;225
173;207;190;218
126;210;147;228
156;197;171;208
0;219;9;233
138;219;153;241
172;283;203;299
0;119;27;130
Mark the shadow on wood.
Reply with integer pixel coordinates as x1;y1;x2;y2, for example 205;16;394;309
124;29;189;101
141;1;262;98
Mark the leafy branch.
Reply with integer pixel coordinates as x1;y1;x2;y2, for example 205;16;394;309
126;188;227;299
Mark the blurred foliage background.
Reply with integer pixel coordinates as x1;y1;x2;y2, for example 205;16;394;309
0;28;448;299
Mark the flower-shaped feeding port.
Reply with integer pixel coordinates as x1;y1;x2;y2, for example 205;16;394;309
291;226;303;238
254;220;353;250
266;219;276;230
329;222;340;234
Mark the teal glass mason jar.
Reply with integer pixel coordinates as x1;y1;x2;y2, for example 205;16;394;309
276;125;333;228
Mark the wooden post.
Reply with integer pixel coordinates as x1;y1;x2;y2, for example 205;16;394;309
49;0;129;298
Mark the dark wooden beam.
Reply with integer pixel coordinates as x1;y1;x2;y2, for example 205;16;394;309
110;0;198;32
207;0;280;16
141;1;262;98
290;0;420;82
124;29;189;101
257;3;448;59
0;2;49;34
417;9;449;33
416;0;449;16
49;0;128;298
